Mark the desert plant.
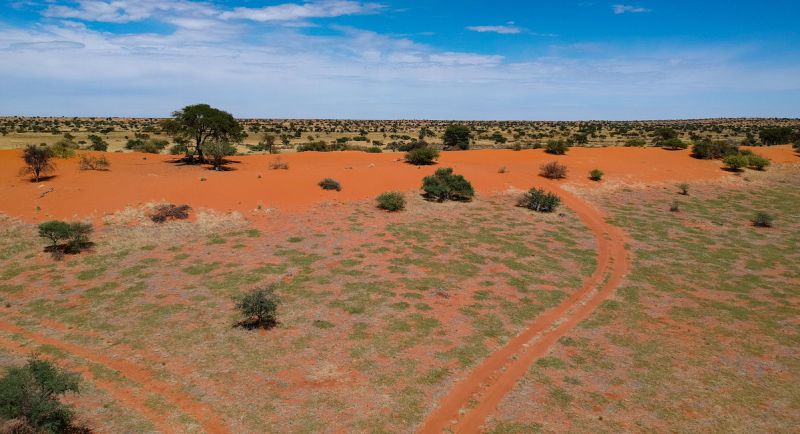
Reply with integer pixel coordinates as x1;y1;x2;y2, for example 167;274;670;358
405;147;439;165
624;138;646;147
677;182;690;195
691;139;738;159
319;178;341;191
38;221;73;252
0;356;80;433
421;167;474;202
364;146;382;153
669;201;680;212
589;169;604;181
661;138;687;150
539;161;568;179
517;188;561;212
236;286;279;329
544;140;569;155
723;154;749;171
442;125;471;150
78;154;110;171
150;204;191;223
50;139;77;158
376;191;405;211
497;166;508;173
162;104;245;163
87;134;108;151
37;221;93;259
752;212;774;228
747;155;770;171
204;141;237;170
20;144;54;182
269;157;289;170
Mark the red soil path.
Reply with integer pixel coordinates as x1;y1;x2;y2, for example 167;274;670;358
0;319;229;433
416;182;628;433
1;146;795;223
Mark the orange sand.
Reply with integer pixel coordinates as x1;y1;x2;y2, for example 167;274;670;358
1;146;796;222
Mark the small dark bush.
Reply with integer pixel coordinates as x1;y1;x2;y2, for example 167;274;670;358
661;138;687;150
544;140;569;155
405;147;439;165
752;212;773;228
78;154;110;171
20;144;55;182
269;157;289;170
589;169;604;181
319;178;342;191
150;204;191;223
539;161;568;179
235;286;279;329
421;167;474;202
517;188;561;212
377;192;405;211
691;139;738;159
397;140;430;152
624;138;646;147
365;146;383;153
0;356;80;433
677;182;690;195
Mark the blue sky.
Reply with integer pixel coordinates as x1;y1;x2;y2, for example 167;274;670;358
1;0;799;119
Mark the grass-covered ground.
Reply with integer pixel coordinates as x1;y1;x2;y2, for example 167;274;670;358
487;167;800;433
0;193;596;433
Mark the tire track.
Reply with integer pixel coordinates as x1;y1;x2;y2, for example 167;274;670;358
417;184;629;433
0;319;229;434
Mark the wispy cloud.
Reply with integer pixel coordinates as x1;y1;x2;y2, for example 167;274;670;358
466;23;523;34
220;1;384;22
612;4;650;15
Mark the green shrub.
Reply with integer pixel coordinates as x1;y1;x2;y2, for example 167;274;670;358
38;221;93;259
421;168;474;202
544;140;569;155
723;154;749;171
405;147;439;165
319;178;342;191
443;125;471;150
377;192;405;211
236;286;279;329
87;134;108;151
752;212;773;228
661;138;687;150
539;161;568;179
624;138;646;147
50;139;77;158
204;141;237;170
0;356;80;433
691;139;738;159
588;169;604;181
517;188;561;212
365;146;382;153
746;155;770;171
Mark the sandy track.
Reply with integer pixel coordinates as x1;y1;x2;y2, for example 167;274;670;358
417;183;629;433
0;318;229;434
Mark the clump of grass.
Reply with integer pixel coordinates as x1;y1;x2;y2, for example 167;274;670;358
269;157;289;170
669;201;680;212
78;154;110;171
150;204;191;223
497;166;508;174
677;182;690;195
588;168;604;181
539;161;567;179
319;178;341;191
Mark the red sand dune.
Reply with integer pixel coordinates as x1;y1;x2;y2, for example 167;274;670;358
0;146;796;222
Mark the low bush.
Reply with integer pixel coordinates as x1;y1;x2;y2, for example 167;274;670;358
752;212;773;228
78;154;110;171
669;201;680;212
235;286;279;329
319;178;342;191
38;220;93;259
0;356;81;433
20;144;55;182
677;182;690;195
517;188;561;212
544;140;569;155
723;154;749;171
269;157;289;170
747;155;770;171
125;138;168;154
405;147;439;165
150;204;191;223
421;167;474;202
50;139;77;158
624;138;647;147
661;138;688;150
691;139;739;159
376;191;405;211
364;146;383;153
589;169;604;181
539;161;568;179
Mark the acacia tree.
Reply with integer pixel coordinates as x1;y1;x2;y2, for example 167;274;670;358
443;125;471;150
20;144;55;182
161;104;244;163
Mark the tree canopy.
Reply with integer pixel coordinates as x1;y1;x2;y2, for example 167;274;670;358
443;125;471;150
162;104;245;163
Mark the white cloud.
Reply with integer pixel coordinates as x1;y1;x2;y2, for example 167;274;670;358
612;4;651;14
220;1;384;22
43;0;217;23
466;24;522;35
